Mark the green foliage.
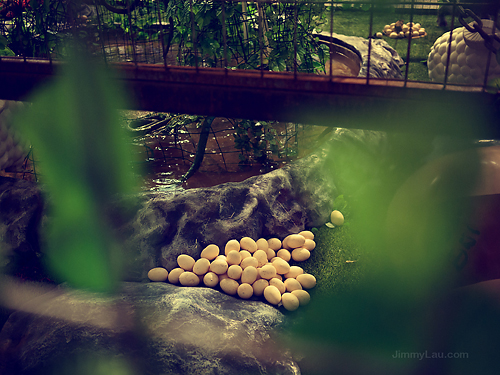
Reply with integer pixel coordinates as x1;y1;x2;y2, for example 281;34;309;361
14;47;138;293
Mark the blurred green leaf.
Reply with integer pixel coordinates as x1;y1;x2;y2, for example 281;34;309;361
15;47;138;293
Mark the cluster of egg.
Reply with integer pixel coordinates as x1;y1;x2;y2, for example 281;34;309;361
148;231;317;311
427;23;500;85
382;22;425;39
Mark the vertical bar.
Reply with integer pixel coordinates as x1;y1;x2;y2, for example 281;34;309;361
189;0;199;70
366;0;374;83
155;0;168;69
328;0;334;79
403;0;415;87
258;0;264;77
126;0;138;66
221;0;228;68
293;0;299;78
94;4;109;64
442;2;456;89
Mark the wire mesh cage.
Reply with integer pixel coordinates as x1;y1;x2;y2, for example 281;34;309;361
1;0;499;188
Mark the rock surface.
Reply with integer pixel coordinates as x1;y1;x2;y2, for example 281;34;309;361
332;33;405;79
0;281;299;375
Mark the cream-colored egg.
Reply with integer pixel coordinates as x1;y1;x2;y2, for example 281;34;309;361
284;278;303;292
266;248;276;260
203;272;219;287
419;28;425;35
273;274;283;281
259;264;277;279
414;23;420;29
179;271;200;286
241;256;259;269
200;244;219;260
298;230;314;240
240;237;258;253
269;278;286;294
277;249;291;262
167;267;184;284
239;250;252;261
291;248;310;262
390;32;398;39
227;264;243;280
216;255;227;261
220;278;239;295
177;254;196;271
237;283;254;299
284;266;304;279
291;289;311;306
376;32;383;38
272;258;291;275
241;266;258;284
148;267;169;282
405;31;410;37
286;234;306;248
192;258;210;275
226;250;242;266
210;258;229;275
384;24;391;30
253;250;269;267
264;285;282;305
296;273;317;289
390;22;396;27
252;279;269;296
219;273;229;281
399;31;404;38
267;238;282;251
281;293;300;311
282;235;293;250
330;210;344;226
225;239;240;255
256;238;269;251
412;30;419;37
303;239;316;251
402;25;409;32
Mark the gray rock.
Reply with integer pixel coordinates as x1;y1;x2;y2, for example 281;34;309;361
330;33;405;79
0;281;300;375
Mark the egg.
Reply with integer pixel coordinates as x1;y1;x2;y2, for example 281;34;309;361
419;28;425;35
177;254;196;271
241;256;259;269
240;237;258;253
179;271;200;287
402;25;409;32
296;273;317;289
284;266;304;279
239;250;252;260
267;238;282;251
281;293;300;311
148;267;169;282
284;278;303;292
330;210;344;226
259;264;277;279
390;32;398;39
412;30;420;37
200;244;219;260
399;31;404;38
298;230;314;240
203;272;219;287
253;249;269;267
167;267;184;284
256;238;269;251
210;258;229;275
384;24;391;30
277;249;291;262
303;239;316;251
227;264;243;280
291;248;311;262
237;283;254;299
264;285;282;305
282;235;293;250
252;279;269;296
291;289;311;306
192;258;210;275
241;266;258;284
225;239;240;255
376;32;383;38
226;250;242;265
269;278;286;294
220;278;239;295
286;234;306;248
272;258;291;275
266;248;276;260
